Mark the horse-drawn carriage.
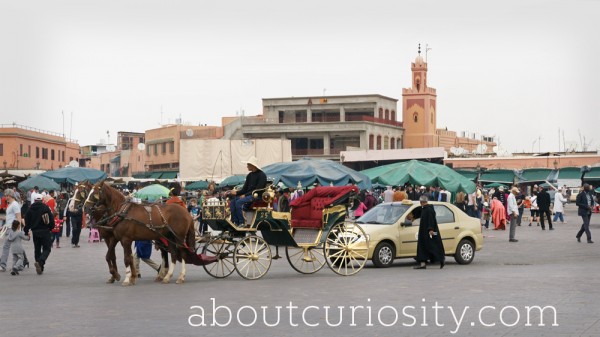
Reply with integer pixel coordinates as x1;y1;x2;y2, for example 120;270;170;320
201;185;369;280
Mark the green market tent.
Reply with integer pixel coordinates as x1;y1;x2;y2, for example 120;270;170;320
18;174;60;191
42;166;107;184
218;175;247;188
479;169;517;185
263;158;372;190
595;186;600;193
360;160;475;193
133;184;170;202
185;180;210;191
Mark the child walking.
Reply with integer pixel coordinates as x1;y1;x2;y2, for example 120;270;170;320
52;218;63;248
7;220;30;275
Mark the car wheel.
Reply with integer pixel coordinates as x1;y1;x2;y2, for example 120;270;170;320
454;239;474;265
372;242;395;268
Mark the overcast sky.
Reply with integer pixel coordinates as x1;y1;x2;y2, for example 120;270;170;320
1;0;598;154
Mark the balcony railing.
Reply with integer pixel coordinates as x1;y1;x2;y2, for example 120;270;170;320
0;123;79;143
241;115;402;127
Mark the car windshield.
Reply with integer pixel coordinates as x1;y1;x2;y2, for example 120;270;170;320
356;203;411;225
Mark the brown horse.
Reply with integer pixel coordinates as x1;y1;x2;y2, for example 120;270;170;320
83;181;204;286
72;182;170;284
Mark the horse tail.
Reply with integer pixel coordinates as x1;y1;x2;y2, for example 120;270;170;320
185;215;197;259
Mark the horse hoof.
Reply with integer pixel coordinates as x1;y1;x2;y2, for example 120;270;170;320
115;274;121;282
162;279;170;284
154;276;162;282
121;282;131;287
176;279;185;284
106;277;116;284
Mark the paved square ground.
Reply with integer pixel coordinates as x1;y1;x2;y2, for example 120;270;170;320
1;204;598;336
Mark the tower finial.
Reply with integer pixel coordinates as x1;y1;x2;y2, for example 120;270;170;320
418;43;421;55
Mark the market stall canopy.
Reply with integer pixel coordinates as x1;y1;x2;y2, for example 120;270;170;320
557;167;583;180
133;184;170;202
185;180;210;191
360;159;475;193
479;169;517;185
18;174;60;191
41;167;107;184
263;158;372;190
518;168;558;184
218;175;247;188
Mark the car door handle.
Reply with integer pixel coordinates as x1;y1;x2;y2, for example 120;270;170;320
454;226;460;229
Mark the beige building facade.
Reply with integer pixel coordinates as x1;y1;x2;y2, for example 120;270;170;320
231;95;404;161
0;124;80;171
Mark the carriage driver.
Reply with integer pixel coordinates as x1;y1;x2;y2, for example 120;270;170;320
228;156;267;226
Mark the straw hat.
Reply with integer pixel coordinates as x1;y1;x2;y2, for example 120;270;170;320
242;156;261;170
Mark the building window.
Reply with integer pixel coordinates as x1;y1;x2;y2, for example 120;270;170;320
169;141;174;153
153;144;158;155
62;151;65;162
162;142;167;154
36;147;39;158
377;136;382;150
390;138;395;149
385;109;389;120
28;145;31;158
391;110;396;121
413;112;419;123
51;149;55;161
383;136;389;149
20;144;23;156
0;144;3;156
146;146;150;157
42;148;48;160
369;135;374;150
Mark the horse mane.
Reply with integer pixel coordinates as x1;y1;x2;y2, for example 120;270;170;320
98;181;126;213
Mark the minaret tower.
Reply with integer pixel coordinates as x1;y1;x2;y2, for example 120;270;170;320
402;44;438;148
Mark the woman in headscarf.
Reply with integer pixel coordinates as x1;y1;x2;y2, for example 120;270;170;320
491;197;507;230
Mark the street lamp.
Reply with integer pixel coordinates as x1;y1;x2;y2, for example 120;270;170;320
553;159;558;170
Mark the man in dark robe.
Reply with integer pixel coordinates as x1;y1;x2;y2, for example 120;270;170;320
414;195;445;269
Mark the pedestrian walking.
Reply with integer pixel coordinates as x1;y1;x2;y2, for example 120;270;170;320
575;183;595;243
507;187;519;242
7;220;30;275
537;187;553;230
1;189;24;272
553;188;568;223
414;195;445;269
24;193;54;275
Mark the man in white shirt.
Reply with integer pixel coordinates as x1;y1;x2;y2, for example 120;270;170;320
507;187;520;242
383;186;394;203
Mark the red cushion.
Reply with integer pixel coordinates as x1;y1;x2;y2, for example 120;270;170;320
291;219;322;229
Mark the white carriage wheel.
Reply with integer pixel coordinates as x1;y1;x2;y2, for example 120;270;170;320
233;235;272;280
285;244;326;274
324;222;369;276
201;237;236;278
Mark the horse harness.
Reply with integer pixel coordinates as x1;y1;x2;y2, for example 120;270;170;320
93;201;190;250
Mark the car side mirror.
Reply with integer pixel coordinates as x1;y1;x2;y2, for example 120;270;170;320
401;221;413;227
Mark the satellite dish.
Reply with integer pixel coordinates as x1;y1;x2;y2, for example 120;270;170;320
450;147;459;156
107;145;116;152
186;129;193;137
69;160;79;168
480;144;487;154
492;146;499;154
137;143;146;151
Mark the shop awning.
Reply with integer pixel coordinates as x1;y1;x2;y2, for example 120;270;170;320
454;170;478;181
160;172;178;179
479;169;516;184
519;168;558;184
557;167;582;180
149;172;163;179
584;167;600;180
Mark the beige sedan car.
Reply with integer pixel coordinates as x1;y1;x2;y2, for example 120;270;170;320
356;200;483;268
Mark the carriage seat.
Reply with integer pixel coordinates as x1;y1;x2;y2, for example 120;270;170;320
289;186;359;229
